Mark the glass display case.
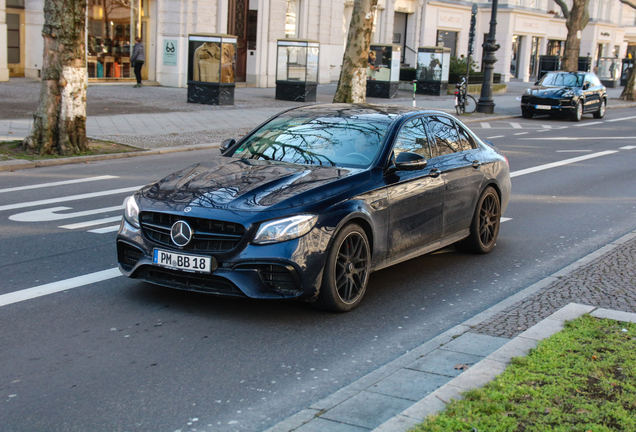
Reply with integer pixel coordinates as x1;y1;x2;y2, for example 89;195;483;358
187;34;237;105
275;39;319;102
366;44;401;98
596;57;620;88
415;46;450;96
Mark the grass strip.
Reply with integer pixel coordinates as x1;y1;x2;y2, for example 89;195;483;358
412;314;636;432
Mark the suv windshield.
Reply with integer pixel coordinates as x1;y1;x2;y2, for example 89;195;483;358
539;73;584;87
231;111;393;168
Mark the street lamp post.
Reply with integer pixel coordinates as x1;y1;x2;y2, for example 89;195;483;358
477;0;500;114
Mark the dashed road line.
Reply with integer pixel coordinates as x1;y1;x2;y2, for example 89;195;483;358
574;121;603;127
607;115;636;123
556;150;592;153
0;186;141;212
480;122;491;129
520;137;636;140
510;150;618;178
59;216;123;230
513;132;529;136
88;225;121;234
509;122;523;129
486;135;505;139
620;145;636;150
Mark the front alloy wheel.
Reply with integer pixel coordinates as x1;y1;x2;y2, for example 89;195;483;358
316;224;370;312
572;100;583;122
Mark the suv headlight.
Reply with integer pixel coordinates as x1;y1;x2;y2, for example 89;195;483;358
123;195;140;228
253;215;317;245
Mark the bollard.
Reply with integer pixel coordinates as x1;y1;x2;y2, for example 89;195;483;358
412;80;416;107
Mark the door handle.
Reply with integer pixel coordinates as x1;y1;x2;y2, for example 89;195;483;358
429;168;441;177
472;160;481;169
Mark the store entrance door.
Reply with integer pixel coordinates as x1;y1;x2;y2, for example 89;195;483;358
7;10;25;77
228;0;249;82
510;35;521;78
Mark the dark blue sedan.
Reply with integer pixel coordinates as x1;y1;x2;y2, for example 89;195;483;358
117;104;511;312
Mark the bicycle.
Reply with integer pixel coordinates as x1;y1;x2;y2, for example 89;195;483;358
454;77;477;115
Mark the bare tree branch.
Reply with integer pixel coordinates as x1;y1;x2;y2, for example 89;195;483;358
554;0;571;18
619;0;636;9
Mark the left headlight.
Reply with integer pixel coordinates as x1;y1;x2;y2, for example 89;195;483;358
123;195;140;228
253;215;318;245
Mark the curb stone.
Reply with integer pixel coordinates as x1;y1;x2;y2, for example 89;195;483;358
265;228;636;432
0;143;220;172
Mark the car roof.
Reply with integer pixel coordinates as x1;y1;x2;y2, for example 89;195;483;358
284;103;451;119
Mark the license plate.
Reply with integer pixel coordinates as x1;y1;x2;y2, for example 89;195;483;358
153;249;213;274
535;104;552;110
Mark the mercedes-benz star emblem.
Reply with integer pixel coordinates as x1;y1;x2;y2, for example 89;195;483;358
170;221;193;247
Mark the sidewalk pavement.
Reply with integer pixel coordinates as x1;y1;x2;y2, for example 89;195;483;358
266;229;636;432
1;79;632;149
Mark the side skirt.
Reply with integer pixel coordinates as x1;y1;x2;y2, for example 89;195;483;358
371;229;469;272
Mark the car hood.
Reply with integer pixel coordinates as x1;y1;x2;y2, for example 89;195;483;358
140;157;363;211
526;85;577;98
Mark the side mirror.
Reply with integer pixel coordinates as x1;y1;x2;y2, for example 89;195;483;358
582;83;590;90
394;151;428;171
534;81;539;85
220;138;236;154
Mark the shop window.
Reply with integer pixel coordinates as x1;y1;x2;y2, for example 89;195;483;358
547;40;564;56
436;30;457;58
6;0;25;7
285;0;300;38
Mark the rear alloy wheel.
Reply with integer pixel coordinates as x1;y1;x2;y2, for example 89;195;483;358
593;98;606;119
572;100;583;122
461;186;501;254
316;224;370;312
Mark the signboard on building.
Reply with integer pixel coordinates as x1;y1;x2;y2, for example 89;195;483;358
437;10;464;29
514;16;548;35
163;39;178;66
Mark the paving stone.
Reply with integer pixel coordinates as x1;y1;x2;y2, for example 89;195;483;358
401;383;463;421
320;391;414;430
438;332;510;357
295;418;369;432
368;368;452;401
406;349;485;377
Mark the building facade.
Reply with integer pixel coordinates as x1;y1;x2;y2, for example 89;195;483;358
1;0;636;85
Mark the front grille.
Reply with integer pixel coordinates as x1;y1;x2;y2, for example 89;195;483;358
140;211;245;252
137;267;246;297
118;242;144;271
529;97;558;106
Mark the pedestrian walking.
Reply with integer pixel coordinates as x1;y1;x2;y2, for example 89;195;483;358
130;36;145;88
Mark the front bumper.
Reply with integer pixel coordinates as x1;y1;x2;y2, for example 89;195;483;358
521;97;575;114
116;218;331;301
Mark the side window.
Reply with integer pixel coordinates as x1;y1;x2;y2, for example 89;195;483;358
393;118;432;160
425;115;460;157
455;123;477;152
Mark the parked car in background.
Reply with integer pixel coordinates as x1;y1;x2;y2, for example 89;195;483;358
520;71;606;122
117;104;511;312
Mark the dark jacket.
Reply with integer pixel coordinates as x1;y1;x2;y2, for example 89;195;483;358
131;43;145;63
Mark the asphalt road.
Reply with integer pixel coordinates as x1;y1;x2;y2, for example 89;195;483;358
1;107;635;432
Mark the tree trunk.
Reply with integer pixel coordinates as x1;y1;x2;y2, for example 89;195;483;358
24;0;88;156
333;0;378;103
558;0;590;72
620;67;636;101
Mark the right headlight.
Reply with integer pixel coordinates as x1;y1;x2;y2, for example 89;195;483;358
252;215;317;245
123;195;140;228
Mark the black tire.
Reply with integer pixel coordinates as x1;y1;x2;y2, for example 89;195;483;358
464;95;477;114
316;224;370;312
460;186;501;254
455;97;464;115
521;108;534;119
593;98;606;119
571;100;583;122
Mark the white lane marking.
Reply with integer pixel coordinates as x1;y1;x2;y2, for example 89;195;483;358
514;132;529;136
501;217;512;222
509;122;523;129
480;122;491;129
620;145;636;150
574;121;603;127
9;205;124;222
556;150;592;153
554;126;569;129
486;135;505;139
510;150;618;178
607;115;636;123
537;129;551;132
60;216;122;230
0;186;141;212
520;137;636;140
88;225;121;234
0;175;118;194
0;268;121;308
541;125;552;129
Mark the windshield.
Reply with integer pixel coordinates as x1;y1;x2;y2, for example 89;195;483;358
231;111;393;168
539;73;584;87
